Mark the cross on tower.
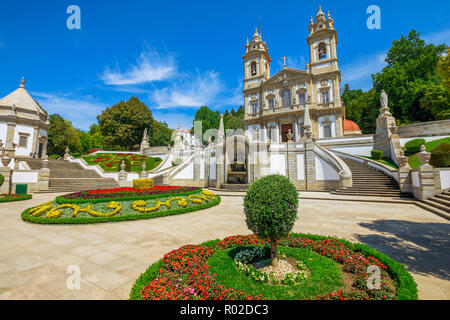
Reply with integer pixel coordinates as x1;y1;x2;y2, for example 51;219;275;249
281;56;288;67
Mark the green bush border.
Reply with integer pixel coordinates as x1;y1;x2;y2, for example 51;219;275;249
55;188;202;205
21;196;221;225
129;233;418;300
0;194;32;203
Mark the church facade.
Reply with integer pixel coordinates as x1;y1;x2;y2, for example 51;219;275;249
243;6;345;142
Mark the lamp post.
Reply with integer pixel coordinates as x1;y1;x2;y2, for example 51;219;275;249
286;129;293;180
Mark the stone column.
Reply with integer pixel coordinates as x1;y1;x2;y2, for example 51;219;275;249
286;141;297;184
5;123;15;148
37;160;50;192
414;145;436;200
215;143;225;188
397;150;412;193
304;140;316;190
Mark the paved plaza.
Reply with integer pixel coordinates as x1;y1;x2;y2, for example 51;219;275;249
0;193;449;300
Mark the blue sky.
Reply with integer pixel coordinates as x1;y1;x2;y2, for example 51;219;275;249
0;0;449;131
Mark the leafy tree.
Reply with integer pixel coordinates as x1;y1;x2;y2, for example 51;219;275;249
48;114;82;156
97;97;154;151
151;120;173;147
437;48;450;93
244;175;299;267
372;30;448;124
191;106;221;139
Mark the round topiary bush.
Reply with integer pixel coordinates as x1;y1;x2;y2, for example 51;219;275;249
0;173;4;187
430;143;450;167
371;149;384;160
405;139;426;156
243;174;299;267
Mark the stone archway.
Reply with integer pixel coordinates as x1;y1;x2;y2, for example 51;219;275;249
224;135;249;184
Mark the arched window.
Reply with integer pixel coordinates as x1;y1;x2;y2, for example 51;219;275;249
251;62;257;76
318;42;327;60
281;89;291;107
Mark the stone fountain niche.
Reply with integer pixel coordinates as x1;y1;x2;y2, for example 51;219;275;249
226;136;248;184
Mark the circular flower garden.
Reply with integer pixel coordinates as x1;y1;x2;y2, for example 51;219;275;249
129;175;417;301
21;186;220;224
130;234;417;300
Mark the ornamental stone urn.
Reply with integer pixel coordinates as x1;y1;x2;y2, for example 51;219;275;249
417;145;431;166
120;160;126;172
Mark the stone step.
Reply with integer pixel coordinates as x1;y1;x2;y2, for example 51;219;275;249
332;191;405;198
416;201;450;220
436;194;450;201
429;196;450;207
422;199;450;213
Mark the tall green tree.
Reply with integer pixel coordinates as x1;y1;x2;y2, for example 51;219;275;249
151;120;173;146
48;114;82;156
191;106;221;138
97;97;154;150
372;30;448;124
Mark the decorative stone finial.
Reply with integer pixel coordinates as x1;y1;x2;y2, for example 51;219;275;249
20;77;25;88
327;10;331;19
317;5;324;17
417;145;431;166
310;16;314;25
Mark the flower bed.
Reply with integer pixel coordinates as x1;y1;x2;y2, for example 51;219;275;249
58;186;200;203
130;234;417;300
82;153;162;172
22;188;220;224
0;194;32;203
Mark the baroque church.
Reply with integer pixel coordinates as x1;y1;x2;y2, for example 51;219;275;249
243;6;360;142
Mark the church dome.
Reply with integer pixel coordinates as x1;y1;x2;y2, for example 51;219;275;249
343;120;362;135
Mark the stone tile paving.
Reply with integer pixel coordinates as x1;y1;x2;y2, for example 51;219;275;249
0;193;448;300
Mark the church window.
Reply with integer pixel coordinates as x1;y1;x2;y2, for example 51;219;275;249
323;123;332;138
268;98;274;109
322;90;329;103
251;62;257;76
251;102;258;114
19;134;28;147
318;42;327;60
281;89;291;107
298;93;306;105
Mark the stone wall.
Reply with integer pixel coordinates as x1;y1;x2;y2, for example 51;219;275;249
397;120;450;138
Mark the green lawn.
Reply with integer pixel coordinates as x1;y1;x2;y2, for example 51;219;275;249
208;246;344;300
408;137;450;169
82;153;162;172
361;156;399;169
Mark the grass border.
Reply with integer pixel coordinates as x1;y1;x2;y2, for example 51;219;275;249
21;196;221;225
0;194;32;203
55;188;202;205
129;233;418;300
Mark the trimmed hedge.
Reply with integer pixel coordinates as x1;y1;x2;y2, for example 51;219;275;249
129;233;418;300
371;149;384;160
0;194;32;203
54;188;202;204
21;196;221;225
405;139;426;155
430;143;450;168
133;179;154;189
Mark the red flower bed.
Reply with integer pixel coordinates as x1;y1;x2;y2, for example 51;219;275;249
87;186;181;195
139;235;396;300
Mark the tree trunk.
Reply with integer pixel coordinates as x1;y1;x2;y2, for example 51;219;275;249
270;239;279;267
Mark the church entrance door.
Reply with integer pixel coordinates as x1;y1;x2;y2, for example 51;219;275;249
281;124;293;142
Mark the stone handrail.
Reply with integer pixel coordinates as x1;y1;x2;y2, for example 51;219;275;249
314;144;352;188
330;149;399;182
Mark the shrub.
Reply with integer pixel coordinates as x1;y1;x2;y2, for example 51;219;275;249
405;139;426;155
118;158;132;172
133;179;154;189
0;173;4;187
50;154;60;160
371;150;384;160
243;174;299;267
430;143;450;167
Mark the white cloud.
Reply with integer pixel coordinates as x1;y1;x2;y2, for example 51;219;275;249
101;46;177;85
340;52;387;90
32;92;106;131
151;70;222;108
423;28;450;46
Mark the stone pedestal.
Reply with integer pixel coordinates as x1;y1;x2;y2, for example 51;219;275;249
398;166;412;193
304;140;316;189
118;171;128;187
416;164;436;200
0;167;11;194
37;167;50;192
